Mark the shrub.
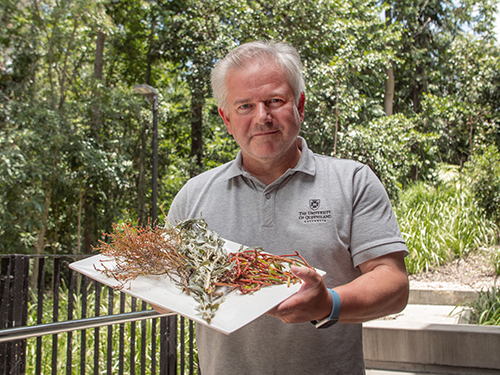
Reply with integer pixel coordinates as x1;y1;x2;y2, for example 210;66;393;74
465;145;500;226
396;166;499;274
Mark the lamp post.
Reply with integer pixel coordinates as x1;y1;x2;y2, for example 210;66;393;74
133;84;159;226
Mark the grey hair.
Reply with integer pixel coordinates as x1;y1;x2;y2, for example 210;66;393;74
211;41;305;110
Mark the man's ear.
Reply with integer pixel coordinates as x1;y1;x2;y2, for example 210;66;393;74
218;107;233;135
297;92;306;122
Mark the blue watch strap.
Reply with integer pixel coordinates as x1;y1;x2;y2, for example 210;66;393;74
326;288;341;321
310;288;341;328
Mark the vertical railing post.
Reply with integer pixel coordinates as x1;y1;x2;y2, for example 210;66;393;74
131;297;137;375
106;287;114;375
0;256;30;375
119;293;126;375
160;315;177;375
35;257;46;375
11;256;29;375
66;267;75;375
159;317;168;375
151;316;157;375
140;300;147;375
0;257;12;375
51;257;61;375
167;315;178;375
179;316;185;375
93;281;101;375
80;275;88;374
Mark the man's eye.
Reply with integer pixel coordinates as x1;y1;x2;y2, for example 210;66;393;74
268;99;283;106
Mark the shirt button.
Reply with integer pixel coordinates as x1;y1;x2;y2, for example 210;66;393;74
265;193;271;199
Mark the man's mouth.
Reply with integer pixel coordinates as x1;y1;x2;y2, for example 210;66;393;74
253;129;279;137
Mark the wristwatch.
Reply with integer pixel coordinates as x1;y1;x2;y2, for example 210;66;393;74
311;288;341;329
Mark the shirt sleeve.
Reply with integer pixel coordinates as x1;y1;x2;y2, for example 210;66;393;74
349;165;408;268
167;184;189;225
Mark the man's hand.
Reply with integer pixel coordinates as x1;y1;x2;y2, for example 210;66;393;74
151;304;173;315
266;266;332;323
267;251;409;325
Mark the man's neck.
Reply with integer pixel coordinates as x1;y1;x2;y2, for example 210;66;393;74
241;139;302;186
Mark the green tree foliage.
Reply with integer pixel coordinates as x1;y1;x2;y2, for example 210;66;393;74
387;0;500;166
0;0;147;254
338;114;438;198
1;0;499;255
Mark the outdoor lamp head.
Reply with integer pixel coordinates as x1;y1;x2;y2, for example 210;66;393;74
133;84;158;99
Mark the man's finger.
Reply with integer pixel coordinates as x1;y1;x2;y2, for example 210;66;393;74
291;265;322;286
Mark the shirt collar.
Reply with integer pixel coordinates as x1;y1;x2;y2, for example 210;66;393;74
224;136;317;181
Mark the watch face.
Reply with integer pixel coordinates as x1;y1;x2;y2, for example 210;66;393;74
316;318;338;329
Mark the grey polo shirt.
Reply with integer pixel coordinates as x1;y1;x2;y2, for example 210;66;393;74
168;137;408;375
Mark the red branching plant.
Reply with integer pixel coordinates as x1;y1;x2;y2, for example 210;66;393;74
95;222;191;292
219;249;311;294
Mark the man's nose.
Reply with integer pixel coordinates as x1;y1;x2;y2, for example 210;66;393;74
256;102;272;123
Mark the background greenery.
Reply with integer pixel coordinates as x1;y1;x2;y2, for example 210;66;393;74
1;0;499;276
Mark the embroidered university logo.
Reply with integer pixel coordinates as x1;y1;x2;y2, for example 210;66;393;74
298;200;331;223
309;199;320;210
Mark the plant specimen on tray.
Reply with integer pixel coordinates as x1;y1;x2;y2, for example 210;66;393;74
94;217;311;323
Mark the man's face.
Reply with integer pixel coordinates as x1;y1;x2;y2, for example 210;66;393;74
219;60;305;169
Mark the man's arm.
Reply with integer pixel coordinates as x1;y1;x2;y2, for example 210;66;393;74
266;251;409;324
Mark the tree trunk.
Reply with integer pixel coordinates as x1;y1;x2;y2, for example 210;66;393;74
34;185;51;256
411;82;422;113
83;192;96;254
190;93;204;177
83;31;106;254
136;17;156;224
31;183;51;288
384;8;394;116
58;17;79;112
92;31;105;140
77;185;85;255
384;61;395;116
94;31;105;81
333;78;340;157
145;18;156;85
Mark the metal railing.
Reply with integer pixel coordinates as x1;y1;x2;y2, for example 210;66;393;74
0;254;198;375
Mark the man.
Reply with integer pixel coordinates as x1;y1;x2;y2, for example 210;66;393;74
165;41;409;374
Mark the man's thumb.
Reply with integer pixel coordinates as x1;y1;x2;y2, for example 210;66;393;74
291;265;315;282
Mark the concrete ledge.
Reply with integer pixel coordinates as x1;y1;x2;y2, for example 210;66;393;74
364;289;500;373
363;320;500;373
365;360;500;375
409;288;478;306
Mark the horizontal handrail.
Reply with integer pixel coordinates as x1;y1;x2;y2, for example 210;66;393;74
0;310;174;343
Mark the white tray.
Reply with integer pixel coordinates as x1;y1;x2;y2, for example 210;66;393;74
69;240;325;335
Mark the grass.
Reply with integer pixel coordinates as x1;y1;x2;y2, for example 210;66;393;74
466;286;500;326
490;247;500;275
396;180;499;275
